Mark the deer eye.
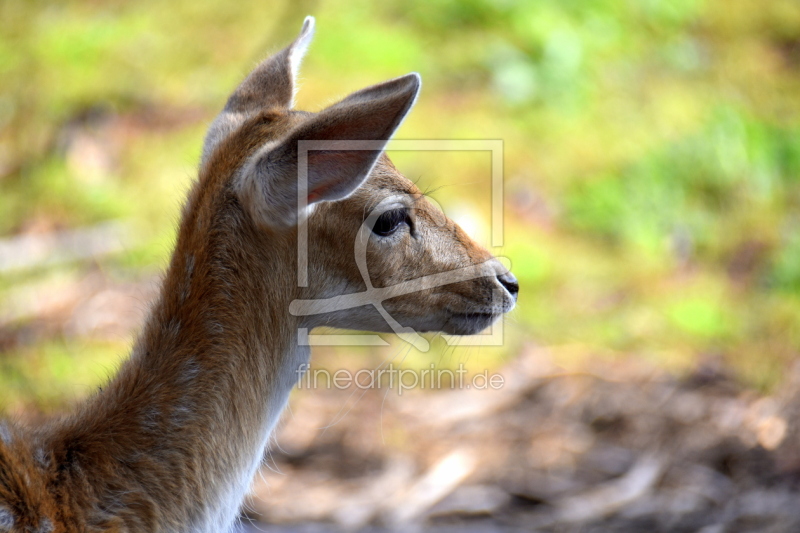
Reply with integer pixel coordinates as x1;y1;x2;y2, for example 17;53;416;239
372;208;411;237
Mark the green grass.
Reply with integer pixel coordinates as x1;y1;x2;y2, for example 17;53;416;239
0;0;799;411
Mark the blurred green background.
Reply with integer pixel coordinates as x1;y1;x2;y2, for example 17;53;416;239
0;0;799;414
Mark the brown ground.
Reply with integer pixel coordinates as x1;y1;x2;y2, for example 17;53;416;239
242;348;800;533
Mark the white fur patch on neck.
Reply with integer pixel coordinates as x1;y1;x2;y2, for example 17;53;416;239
0;508;15;532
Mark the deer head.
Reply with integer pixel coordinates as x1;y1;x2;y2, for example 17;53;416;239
200;17;518;339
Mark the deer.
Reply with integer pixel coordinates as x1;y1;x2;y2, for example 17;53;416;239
0;16;518;533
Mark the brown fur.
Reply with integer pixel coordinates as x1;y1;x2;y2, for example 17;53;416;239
0;17;517;533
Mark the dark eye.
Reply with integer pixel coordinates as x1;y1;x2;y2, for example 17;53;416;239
372;208;411;237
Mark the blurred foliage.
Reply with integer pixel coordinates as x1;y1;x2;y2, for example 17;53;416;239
0;0;799;411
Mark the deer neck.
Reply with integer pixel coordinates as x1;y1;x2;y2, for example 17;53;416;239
51;199;308;532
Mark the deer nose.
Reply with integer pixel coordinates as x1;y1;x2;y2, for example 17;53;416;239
497;272;519;298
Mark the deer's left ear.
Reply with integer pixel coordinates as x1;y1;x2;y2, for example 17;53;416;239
202;16;315;163
237;73;421;229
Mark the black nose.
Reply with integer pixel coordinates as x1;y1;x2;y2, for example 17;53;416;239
497;272;519;298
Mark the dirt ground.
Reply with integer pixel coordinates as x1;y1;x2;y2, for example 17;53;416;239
240;348;800;533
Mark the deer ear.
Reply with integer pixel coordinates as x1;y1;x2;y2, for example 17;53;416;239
202;16;315;163
237;73;421;228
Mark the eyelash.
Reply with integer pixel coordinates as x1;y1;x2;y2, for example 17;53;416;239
372;208;412;237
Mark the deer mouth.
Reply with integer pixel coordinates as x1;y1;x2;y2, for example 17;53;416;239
445;310;501;335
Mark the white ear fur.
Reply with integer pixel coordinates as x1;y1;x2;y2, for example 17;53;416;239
237;73;421;229
289;16;315;106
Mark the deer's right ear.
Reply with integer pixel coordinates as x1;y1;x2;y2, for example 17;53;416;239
236;73;421;229
202;16;315;164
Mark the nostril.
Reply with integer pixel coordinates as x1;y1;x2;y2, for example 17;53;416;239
497;272;519;296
